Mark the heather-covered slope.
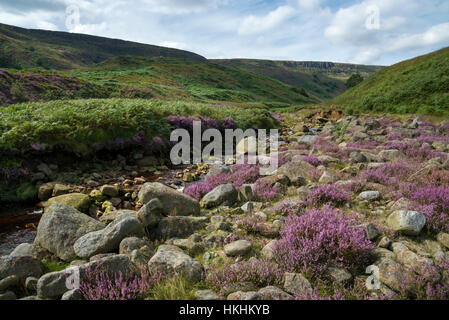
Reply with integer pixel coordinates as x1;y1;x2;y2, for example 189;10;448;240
332;47;449;115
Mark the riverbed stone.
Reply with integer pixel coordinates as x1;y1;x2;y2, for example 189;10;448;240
200;184;238;208
34;204;104;261
0;255;43;282
359;191;381;201
278;161;313;186
283;273;312;295
155;216;209;240
44;193;91;212
224;240;252;257
148;245;202;283
74;212;144;259
138;182;200;216
257;286;292;300
137;198;164;228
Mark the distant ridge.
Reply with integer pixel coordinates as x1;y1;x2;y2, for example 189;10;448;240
0;23;206;70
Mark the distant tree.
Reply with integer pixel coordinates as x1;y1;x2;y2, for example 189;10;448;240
291;87;309;97
346;73;364;88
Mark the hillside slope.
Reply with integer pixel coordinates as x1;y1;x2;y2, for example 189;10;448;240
331;47;449;115
211;59;384;100
0;23;206;70
1;56;318;105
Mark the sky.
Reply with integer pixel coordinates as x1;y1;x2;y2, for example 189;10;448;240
1;0;449;66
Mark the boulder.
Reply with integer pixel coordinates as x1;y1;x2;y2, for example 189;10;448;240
278;161;314;186
379;149;403;161
0;255;43;282
297;135;318;146
200;184;238;208
227;291;261;300
283;273;312;295
38;182;56;201
386;210;426;235
137;198;164;228
224;240;252;257
155;216;209;240
44;193;91;212
74;212;144;259
194;289;219;300
100;185;119;197
138;182;200;216
206;164;230;177
148;245;202;283
236;136;258;155
34;204;104;261
375;258;404;292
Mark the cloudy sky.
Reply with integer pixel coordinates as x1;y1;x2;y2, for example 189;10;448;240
1;0;448;65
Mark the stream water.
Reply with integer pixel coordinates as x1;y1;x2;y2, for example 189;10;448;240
0;203;43;256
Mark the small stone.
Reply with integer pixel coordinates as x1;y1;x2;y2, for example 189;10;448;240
0;291;16;300
0;275;19;291
227;291;261;300
359;191;381;201
100;185;119;197
437;233;449;249
257;286;292;300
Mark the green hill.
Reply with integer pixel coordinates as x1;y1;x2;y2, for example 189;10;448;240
0;56;318;106
0;23;206;70
211;59;384;100
331;47;449;115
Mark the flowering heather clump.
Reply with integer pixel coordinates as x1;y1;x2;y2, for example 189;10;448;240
252;178;281;202
235;215;265;234
184;163;261;200
311;137;340;154
207;258;283;297
167;115;236;132
407;186;449;233
362;160;414;185
394;257;449;300
79;268;161;300
384;142;444;162
294;279;375;300
299;155;321;167
340;179;365;194
305;184;350;207
274;199;304;216
184;182;214;200
273;206;374;277
345;140;379;150
386;132;403;141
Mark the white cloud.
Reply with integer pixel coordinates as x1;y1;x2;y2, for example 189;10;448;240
388;22;449;51
297;0;321;10
238;5;296;36
159;41;188;50
142;0;226;14
70;22;108;36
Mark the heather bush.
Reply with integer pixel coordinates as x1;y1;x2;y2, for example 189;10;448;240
362;160;415;185
252;178;281;202
184;163;261;200
311;137;340;154
304;184;350;207
206;258;283;298
394;257;449;300
234;215;265;234
273;206;374;277
406;186;449;233
299;155;321;167
79;267;161;300
274;199;305;216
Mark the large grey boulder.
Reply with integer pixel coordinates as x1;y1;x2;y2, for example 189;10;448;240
74;212;144;259
386;210;426;235
277;161;314;186
138;182;200;216
148;245;202;283
0;255;43;282
44;193;91;212
137;198;164;228
206;164;230;177
34;204;104;261
297;135;318;146
224;240;252;257
200;184;238;208
37;270;71;299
